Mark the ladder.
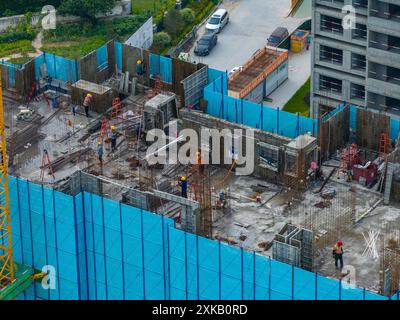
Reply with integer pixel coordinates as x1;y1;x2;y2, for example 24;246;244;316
110;97;122;120
379;132;390;159
98;117;110;144
40;149;55;181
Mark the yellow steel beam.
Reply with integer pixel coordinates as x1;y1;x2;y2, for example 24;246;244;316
0;68;15;287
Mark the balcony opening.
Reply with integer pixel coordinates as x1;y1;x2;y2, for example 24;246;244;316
352;23;367;40
351;53;366;71
353;0;368;9
350;83;365;101
320;45;343;65
370;31;400;54
320;15;343;35
319;75;342;95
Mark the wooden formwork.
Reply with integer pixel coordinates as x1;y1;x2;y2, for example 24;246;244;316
319;106;350;161
356;108;390;152
228;46;288;99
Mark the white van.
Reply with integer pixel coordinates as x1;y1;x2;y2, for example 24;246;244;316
205;9;229;33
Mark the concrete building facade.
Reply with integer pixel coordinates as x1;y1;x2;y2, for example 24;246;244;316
311;0;400;118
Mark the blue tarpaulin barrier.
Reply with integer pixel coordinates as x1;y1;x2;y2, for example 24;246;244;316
33;52;78;83
149;53;172;84
8;176;391;301
204;74;317;139
114;42;123;72
96;44;108;71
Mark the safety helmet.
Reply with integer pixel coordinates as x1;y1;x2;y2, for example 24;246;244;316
137;60;142;65
87;93;92;98
181;176;186;181
98;140;102;145
111;125;117;130
337;240;343;246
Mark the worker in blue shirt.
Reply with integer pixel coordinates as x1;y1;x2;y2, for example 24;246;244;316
179;176;188;198
97;140;103;165
110;125;117;153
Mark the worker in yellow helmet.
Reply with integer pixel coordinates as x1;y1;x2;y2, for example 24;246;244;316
83;93;93;118
97;140;103;164
136;59;144;75
179;176;188;198
110;125;117;153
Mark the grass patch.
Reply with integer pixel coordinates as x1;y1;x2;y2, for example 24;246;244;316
42;36;106;59
283;77;311;117
0;40;34;58
132;0;175;14
8;55;32;65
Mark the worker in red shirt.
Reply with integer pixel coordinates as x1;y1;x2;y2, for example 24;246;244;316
83;93;93;118
332;240;344;269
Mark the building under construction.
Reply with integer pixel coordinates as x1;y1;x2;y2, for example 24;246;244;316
0;36;400;300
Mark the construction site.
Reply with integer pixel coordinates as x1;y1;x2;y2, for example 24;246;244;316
0;36;400;300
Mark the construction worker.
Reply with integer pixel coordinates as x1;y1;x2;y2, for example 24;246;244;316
136;59;144;75
83;93;93;118
179;176;188;198
110;125;117;153
332;240;344;269
97;141;104;164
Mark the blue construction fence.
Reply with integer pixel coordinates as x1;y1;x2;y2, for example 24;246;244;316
204;72;318;139
34;52;79;83
8;176;397;300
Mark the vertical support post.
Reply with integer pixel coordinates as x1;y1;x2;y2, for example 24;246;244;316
196;234;200;299
291;265;294;300
184;231;188;300
363;287;366;300
26;181;37;298
89;193;98;300
253;251;256;300
72;195;82;300
241;247;244;300
161;214;167;300
140;208;146;299
218;240;221;300
277;107;280;134
268;256;272;300
167;225;171;300
100;197;108;300
52;188;61;299
315;272;318;300
339;279;342;300
119;202;126;300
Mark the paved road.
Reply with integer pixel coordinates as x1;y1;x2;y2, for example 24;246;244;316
190;0;311;109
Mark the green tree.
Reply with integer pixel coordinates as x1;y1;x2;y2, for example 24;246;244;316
181;8;195;24
163;8;184;38
58;0;116;23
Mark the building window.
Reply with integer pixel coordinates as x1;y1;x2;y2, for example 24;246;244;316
353;0;368;9
351;53;366;71
320;45;343;65
350;83;365;101
319;75;342;95
320;15;343;35
386;97;400;112
259;143;279;168
352;23;367;40
386;66;400;85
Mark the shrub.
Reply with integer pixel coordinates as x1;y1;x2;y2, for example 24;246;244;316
153;32;171;49
181;8;195;24
163;8;184;37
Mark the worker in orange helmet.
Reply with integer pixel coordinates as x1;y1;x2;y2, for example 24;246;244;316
83;93;93;118
332;240;344;269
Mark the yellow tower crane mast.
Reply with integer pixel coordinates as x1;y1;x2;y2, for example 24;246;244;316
0;69;15;288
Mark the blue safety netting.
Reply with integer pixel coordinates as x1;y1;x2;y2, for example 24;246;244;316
208;67;226;84
204;74;317;138
33;52;78;83
149;53;172;84
114;41;123;72
96;44;108;71
8;176;393;300
390;117;400;141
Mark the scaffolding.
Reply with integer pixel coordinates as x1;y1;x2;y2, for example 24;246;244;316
380;224;400;297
